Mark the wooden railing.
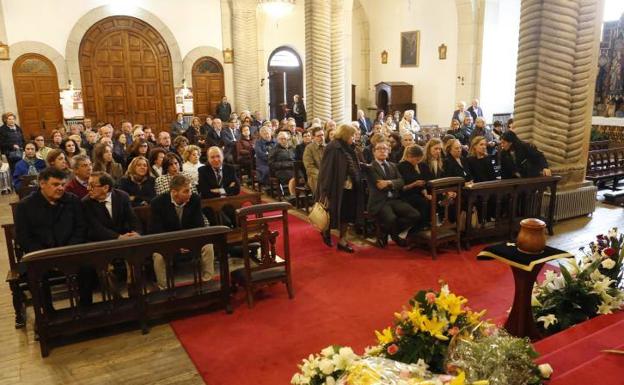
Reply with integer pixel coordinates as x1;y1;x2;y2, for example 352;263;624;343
462;176;560;248
23;226;231;357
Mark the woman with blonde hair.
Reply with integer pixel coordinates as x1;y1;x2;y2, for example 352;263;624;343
422;138;444;180
182;144;202;185
443;138;472;182
316;124;364;253
466;136;496;182
118;156;156;206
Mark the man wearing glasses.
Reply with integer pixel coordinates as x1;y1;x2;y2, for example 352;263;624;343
365;142;421;248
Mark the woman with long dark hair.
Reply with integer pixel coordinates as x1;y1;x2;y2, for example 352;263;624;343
398;145;431;227
316;124;364;253
499;131;550;178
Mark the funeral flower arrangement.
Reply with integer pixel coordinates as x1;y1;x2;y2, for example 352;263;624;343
532;228;624;335
368;284;487;373
292;284;551;385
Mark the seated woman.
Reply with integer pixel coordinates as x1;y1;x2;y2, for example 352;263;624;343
466;136;497;183
118;156;156;207
184;116;202;144
92;143;123;184
499;131;551;178
46;148;70;174
49;129;64;149
422;138;445;180
113;132;129;166
269;131;296;195
236;124;255;177
61;138;80;164
388;132;403;163
443;138;472;182
34;135;52;161
182;145;202;186
126;139;150;166
13;141;46;189
148;147;166;178
398;145;431;228
155;152;197;195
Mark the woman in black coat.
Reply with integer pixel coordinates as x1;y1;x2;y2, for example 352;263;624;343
443;138;472;182
499;131;551;179
466;136;497;183
316;124;364;253
398;145;431;228
118;156;156;207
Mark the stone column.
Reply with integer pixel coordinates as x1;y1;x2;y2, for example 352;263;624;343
330;0;345;123
513;0;604;220
305;0;332;121
231;0;260;113
514;0;604;185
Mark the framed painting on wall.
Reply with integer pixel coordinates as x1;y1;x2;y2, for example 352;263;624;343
400;31;420;67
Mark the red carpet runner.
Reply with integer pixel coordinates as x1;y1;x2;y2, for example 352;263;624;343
170;215;519;385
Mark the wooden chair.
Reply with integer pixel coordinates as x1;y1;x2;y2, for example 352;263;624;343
236;202;294;307
293;160;312;213
411;177;465;259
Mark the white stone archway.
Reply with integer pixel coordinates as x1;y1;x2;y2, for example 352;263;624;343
64;5;183;89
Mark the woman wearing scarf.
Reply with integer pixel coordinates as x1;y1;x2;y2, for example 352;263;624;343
13;141;46;189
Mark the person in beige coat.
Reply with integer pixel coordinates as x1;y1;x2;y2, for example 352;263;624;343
302;124;325;196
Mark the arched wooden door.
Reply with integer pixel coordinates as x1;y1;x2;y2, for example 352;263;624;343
268;47;303;120
79;16;175;131
192;57;224;118
12;54;63;139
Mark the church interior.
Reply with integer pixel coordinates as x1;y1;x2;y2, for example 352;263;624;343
1;0;624;384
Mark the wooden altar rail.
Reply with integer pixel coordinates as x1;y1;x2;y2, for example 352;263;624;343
23;226;231;357
462;176;561;248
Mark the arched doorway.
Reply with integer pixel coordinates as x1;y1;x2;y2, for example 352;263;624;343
12;53;63;139
79;16;175;131
192;57;224;118
268;47;303;120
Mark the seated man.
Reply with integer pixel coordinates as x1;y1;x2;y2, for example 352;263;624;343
365;142;421;248
149;174;215;290
65;154;92;199
14;167;91;307
83;171;141;292
198;146;240;226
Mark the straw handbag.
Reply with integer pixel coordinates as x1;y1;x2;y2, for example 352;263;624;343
308;198;329;232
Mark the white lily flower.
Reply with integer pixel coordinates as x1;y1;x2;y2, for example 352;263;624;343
338;346;356;360
440;284;450;296
590;269;604;282
318;359;335;375
321;346;335;358
531;295;542;307
608;228;618;239
543;270;558;283
537;314;558;329
325;376;336;385
601;258;616;270
592;277;615;294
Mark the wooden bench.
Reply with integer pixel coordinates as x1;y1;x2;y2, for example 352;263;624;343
23;226;231;357
4;192;262;329
589;140;610;151
462;176;560;248
586;147;624;190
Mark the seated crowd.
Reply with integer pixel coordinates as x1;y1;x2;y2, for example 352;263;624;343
2;99;552;297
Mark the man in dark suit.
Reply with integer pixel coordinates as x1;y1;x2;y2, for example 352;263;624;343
216;96;232;122
198;146;240;226
356;109;373;136
290;94;307;128
365;142;420;248
149;174;214;289
83;171;141;241
15;167;91;307
206;118;225;147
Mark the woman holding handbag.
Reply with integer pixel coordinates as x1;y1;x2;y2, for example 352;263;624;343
315;124;364;253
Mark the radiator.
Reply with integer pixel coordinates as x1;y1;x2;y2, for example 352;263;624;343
542;185;597;221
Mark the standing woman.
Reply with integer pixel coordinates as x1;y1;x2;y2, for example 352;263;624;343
317;124;364;253
398;145;431;227
118;156;156;207
499;131;550;178
92;143;123;184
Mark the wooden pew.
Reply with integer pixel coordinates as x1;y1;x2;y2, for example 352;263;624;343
589;140;610;151
462;176;560;248
23;226;231;357
585;147;624;190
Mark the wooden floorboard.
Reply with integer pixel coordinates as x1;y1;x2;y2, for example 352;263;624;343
0;191;621;384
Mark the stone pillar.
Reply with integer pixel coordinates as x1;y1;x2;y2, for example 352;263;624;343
514;0;604;185
305;0;332;121
232;0;260;113
513;0;604;220
330;0;345;123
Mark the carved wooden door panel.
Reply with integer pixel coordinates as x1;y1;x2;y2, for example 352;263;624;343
12;54;63;139
79;16;174;131
192;57;224;118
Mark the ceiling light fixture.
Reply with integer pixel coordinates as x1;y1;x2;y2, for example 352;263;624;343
258;0;295;19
